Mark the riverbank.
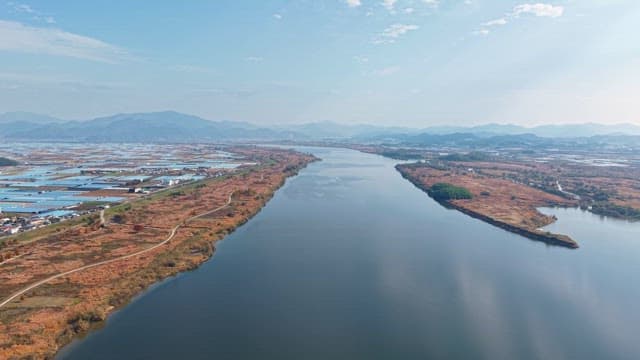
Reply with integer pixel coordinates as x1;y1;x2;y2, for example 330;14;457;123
51;147;640;360
396;163;579;249
0;147;317;359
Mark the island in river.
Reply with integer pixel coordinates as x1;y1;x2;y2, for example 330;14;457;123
0;146;316;359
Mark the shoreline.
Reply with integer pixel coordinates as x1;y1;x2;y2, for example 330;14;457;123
0;148;318;359
397;167;579;249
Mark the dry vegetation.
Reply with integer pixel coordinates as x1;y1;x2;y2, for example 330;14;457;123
347;145;640;246
397;162;579;248
0;147;316;360
451;159;640;221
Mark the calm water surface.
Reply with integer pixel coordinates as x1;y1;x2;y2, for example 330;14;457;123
58;147;640;360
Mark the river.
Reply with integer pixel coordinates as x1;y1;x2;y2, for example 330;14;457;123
58;147;640;359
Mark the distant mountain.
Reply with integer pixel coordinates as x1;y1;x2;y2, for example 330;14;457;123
373;131;640;151
420;123;640;138
528;123;640;138
1;111;301;142
0;112;69;136
282;121;417;139
420;124;525;136
0;112;65;124
0;113;420;142
2;110;639;143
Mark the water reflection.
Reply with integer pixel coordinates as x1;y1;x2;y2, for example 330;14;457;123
59;148;640;360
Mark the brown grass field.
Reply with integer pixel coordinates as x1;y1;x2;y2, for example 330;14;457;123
0;147;316;360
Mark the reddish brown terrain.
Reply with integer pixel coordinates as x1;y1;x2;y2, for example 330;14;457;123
397;162;579;248
0;147;316;359
356;144;640;248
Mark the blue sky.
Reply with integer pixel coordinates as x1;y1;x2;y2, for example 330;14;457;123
0;0;638;127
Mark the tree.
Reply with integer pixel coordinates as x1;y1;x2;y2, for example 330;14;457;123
428;183;473;201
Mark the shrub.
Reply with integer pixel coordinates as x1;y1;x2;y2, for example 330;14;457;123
439;151;491;162
428;183;473;201
590;202;640;221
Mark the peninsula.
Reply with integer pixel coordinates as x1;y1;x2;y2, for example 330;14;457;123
396;162;579;248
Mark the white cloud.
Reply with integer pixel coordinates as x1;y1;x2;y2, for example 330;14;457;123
273;13;282;19
374;23;419;44
483;18;507;26
9;2;34;13
245;56;264;62
475;3;564;35
384;24;419;38
404;7;415;14
382;0;397;11
346;0;362;8
0;20;129;63
513;3;564;18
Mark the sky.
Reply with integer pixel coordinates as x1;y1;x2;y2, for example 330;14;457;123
0;0;638;127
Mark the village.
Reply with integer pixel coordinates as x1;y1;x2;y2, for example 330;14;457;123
0;143;250;239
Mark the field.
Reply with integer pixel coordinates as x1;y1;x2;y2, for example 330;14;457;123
0;147;316;359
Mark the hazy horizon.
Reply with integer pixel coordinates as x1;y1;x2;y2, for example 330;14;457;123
4;109;640;130
1;1;639;127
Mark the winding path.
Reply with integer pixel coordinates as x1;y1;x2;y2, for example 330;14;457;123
0;192;234;309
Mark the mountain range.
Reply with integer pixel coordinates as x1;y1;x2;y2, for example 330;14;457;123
1;111;639;142
0;111;298;142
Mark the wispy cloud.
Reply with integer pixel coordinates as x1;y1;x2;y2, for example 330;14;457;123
483;18;507;27
382;0;397;12
8;2;34;13
346;0;361;8
245;56;264;62
273;13;282;20
513;3;564;18
373;24;419;44
476;3;564;35
0;20;129;62
7;2;56;23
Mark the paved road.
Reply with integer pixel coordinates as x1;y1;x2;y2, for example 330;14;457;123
0;192;234;309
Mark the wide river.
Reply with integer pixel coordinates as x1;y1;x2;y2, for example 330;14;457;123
59;147;640;359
